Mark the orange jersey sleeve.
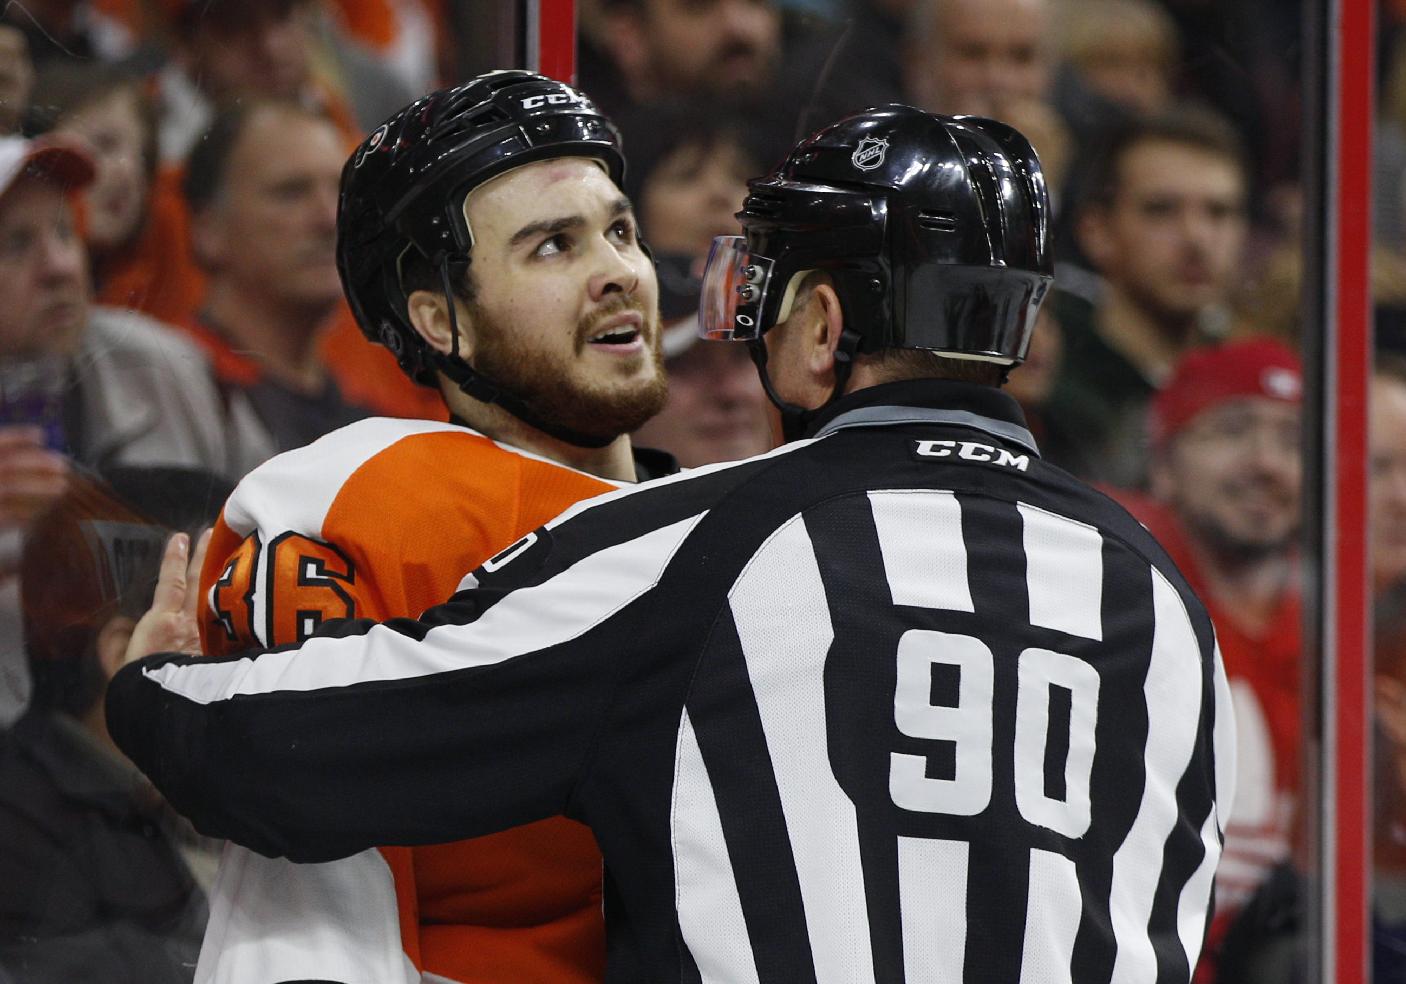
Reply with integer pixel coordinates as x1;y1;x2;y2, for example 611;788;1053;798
197;418;618;983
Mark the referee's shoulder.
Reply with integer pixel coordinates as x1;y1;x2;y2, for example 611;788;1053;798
1027;457;1206;608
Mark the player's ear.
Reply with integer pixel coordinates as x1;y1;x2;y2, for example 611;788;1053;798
808;281;845;377
407;290;476;361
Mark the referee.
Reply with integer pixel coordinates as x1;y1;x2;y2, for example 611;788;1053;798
109;106;1233;984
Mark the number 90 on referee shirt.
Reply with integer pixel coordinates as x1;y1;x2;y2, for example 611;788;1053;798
892;630;1098;839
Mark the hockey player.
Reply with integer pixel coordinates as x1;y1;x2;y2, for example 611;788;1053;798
181;72;671;983
112;105;1233;983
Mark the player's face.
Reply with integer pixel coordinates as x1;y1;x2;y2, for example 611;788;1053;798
1155;397;1301;560
643;0;780;97
908;0;1051;117
1372;375;1406;591
1081;141;1247;327
202;107;343;313
460;158;666;440
0;177;90;359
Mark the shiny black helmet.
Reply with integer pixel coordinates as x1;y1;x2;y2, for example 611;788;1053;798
336;70;626;397
700;105;1052;365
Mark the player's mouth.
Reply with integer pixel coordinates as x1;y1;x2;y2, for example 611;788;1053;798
585;312;645;353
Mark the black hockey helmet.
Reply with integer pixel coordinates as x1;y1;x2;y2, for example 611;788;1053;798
700;105;1052;365
336;70;626;424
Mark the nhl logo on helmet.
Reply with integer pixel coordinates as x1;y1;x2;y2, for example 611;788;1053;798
852;136;889;171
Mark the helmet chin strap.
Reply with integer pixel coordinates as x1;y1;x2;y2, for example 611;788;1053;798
747;327;862;442
431;257;616;449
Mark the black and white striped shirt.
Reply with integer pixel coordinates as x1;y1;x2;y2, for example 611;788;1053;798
109;379;1234;984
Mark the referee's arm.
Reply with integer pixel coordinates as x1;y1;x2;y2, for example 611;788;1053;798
106;511;704;862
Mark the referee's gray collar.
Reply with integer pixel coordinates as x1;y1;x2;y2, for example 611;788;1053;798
814;405;1040;454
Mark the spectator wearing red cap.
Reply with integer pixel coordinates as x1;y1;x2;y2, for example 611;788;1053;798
0;134;236;724
1117;336;1303;979
1369;356;1406;971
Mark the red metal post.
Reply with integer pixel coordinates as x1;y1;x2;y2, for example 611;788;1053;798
534;0;577;83
1326;0;1373;978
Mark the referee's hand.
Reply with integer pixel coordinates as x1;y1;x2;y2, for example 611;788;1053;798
124;528;212;665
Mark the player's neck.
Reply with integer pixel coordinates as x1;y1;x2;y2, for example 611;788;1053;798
446;388;639;482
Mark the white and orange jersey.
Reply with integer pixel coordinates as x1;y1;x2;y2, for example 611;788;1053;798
194;416;626;984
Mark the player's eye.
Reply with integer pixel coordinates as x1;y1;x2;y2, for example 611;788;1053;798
535;233;570;257
610;218;636;243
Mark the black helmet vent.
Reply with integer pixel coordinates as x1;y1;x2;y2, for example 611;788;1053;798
436;105;513;142
916;210;957;232
743;193;785;218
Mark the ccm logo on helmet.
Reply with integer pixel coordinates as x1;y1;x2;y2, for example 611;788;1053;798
520;91;589;111
914;439;1030;471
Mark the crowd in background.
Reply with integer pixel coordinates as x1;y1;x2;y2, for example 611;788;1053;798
0;0;1401;980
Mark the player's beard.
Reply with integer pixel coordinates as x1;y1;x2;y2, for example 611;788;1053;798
469;297;669;442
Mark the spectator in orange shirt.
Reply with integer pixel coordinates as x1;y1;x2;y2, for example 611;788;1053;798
30;62;207;324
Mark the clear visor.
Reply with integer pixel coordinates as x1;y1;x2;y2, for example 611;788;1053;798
699;236;775;342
